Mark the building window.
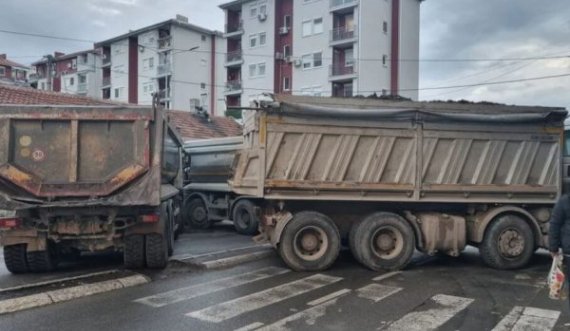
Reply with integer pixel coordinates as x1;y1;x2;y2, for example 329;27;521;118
284;15;291;28
0;67;4;76
313;18;323;34
149;58;154;68
302;21;312;37
115;88;120;98
69;77;74;86
345;49;354;67
302;52;322;69
313;52;322;67
302;54;312;69
382;55;388;67
283;45;291;57
258;63;266;76
259;4;267;14
259;32;267;46
249;34;257;48
283;77;290;91
383;21;388;34
201;83;206;90
201;35;207;42
41;82;45;90
249;64;256;77
78;75;86;84
250;5;257;18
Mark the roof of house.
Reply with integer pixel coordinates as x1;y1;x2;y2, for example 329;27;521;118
95;18;218;47
167;110;242;141
31;49;98;66
0;57;29;69
219;0;255;9
0;85;116;105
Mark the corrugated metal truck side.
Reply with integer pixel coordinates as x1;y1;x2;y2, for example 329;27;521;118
230;95;567;271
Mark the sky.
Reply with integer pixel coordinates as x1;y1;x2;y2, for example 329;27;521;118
1;0;569;108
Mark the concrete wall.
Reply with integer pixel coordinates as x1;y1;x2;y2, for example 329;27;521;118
137;30;159;106
110;39;130;103
398;0;420;100
214;34;227;116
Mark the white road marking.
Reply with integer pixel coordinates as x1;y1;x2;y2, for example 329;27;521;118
256;291;350;331
186;274;342;323
234;322;265;331
357;284;402;303
384;294;474;331
135;267;290;307
373;271;401;282
492;306;560;331
201;250;274;269
308;289;351;306
0;269;120;293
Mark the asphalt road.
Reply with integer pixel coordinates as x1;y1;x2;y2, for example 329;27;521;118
0;242;567;331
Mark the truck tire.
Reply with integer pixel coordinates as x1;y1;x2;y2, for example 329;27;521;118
4;244;29;274
232;200;259;235
145;234;168;269
350;212;415;271
186;198;211;229
278;211;340;271
173;200;184;240
27;242;57;273
165;203;175;257
124;235;145;269
480;215;534;270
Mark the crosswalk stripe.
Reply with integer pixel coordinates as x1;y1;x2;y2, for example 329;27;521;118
357;284;402;303
308;289;351;306
234;322;265;331
134;267;290;308
492;306;560;331
186;274;342;323
384;294;474;331
372;271;401;282
255;289;350;331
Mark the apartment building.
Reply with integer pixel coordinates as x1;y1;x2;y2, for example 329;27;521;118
0;54;31;86
31;50;102;98
220;0;421;106
94;15;226;115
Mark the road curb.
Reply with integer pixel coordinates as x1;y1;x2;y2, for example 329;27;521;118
0;274;150;315
201;250;275;269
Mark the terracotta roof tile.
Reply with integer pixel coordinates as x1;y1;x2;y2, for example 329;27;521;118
0;85;116;105
167;110;242;141
0;57;28;69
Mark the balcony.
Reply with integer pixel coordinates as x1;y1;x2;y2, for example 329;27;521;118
330;25;358;47
102;77;111;87
224;20;244;39
158;36;172;50
329;64;357;80
225;80;242;96
157;62;172;76
77;83;88;93
159;88;171;101
225;50;244;67
102;55;111;67
330;0;358;12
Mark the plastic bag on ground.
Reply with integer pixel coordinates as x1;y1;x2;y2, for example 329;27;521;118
548;254;567;300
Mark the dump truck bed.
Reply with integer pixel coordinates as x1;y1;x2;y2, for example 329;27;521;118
230;95;567;204
0;105;163;210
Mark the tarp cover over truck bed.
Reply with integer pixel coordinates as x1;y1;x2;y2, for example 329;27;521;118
230;95;567;204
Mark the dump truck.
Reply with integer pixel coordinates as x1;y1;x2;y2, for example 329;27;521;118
183;137;260;235
230;94;568;272
0;100;186;273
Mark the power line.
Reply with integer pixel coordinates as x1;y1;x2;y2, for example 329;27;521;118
0;29;95;43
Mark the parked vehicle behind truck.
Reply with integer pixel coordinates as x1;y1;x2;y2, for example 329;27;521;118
183;137;260;235
0;99;186;273
230;94;567;272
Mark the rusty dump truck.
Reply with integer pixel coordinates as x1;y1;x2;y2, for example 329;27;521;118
229;95;568;272
0;100;186;273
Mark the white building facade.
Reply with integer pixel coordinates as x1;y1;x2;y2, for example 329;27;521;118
220;0;422;107
95;16;226;116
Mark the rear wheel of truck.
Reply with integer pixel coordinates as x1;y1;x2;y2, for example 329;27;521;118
350;212;415;271
4;244;29;274
186;198;211;230
480;214;534;270
124;235;145;269
27;242;57;273
232;200;259;235
278;211;340;271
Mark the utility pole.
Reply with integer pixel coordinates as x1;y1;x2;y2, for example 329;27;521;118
43;54;54;91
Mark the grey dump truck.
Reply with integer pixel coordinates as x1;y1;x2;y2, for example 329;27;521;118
229;94;568;272
183;137;260;235
0;100;186;273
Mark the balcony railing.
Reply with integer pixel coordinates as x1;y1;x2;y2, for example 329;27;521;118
331;25;357;42
77;83;87;93
226;50;243;63
102;77;111;87
225;20;244;34
330;0;358;9
158;62;172;76
226;80;242;92
102;55;111;66
330;64;356;77
159;88;171;100
158;36;172;49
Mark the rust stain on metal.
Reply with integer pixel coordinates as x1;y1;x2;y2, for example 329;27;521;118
0;165;32;183
111;165;145;185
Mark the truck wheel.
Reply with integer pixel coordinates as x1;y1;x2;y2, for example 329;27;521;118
278;211;340;271
186;198;211;229
350;212;415;271
4;244;29;274
27;242;57;273
124;235;145;269
480;215;534;270
146;234;168;269
232;200;259;235
165;203;175;257
173;200;184;240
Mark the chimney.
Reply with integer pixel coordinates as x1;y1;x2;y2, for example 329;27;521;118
0;54;6;60
54;52;65;58
176;14;189;23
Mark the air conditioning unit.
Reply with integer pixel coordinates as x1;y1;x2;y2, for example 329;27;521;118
279;26;289;35
285;56;294;63
275;52;284;60
258;13;267;21
293;59;303;67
